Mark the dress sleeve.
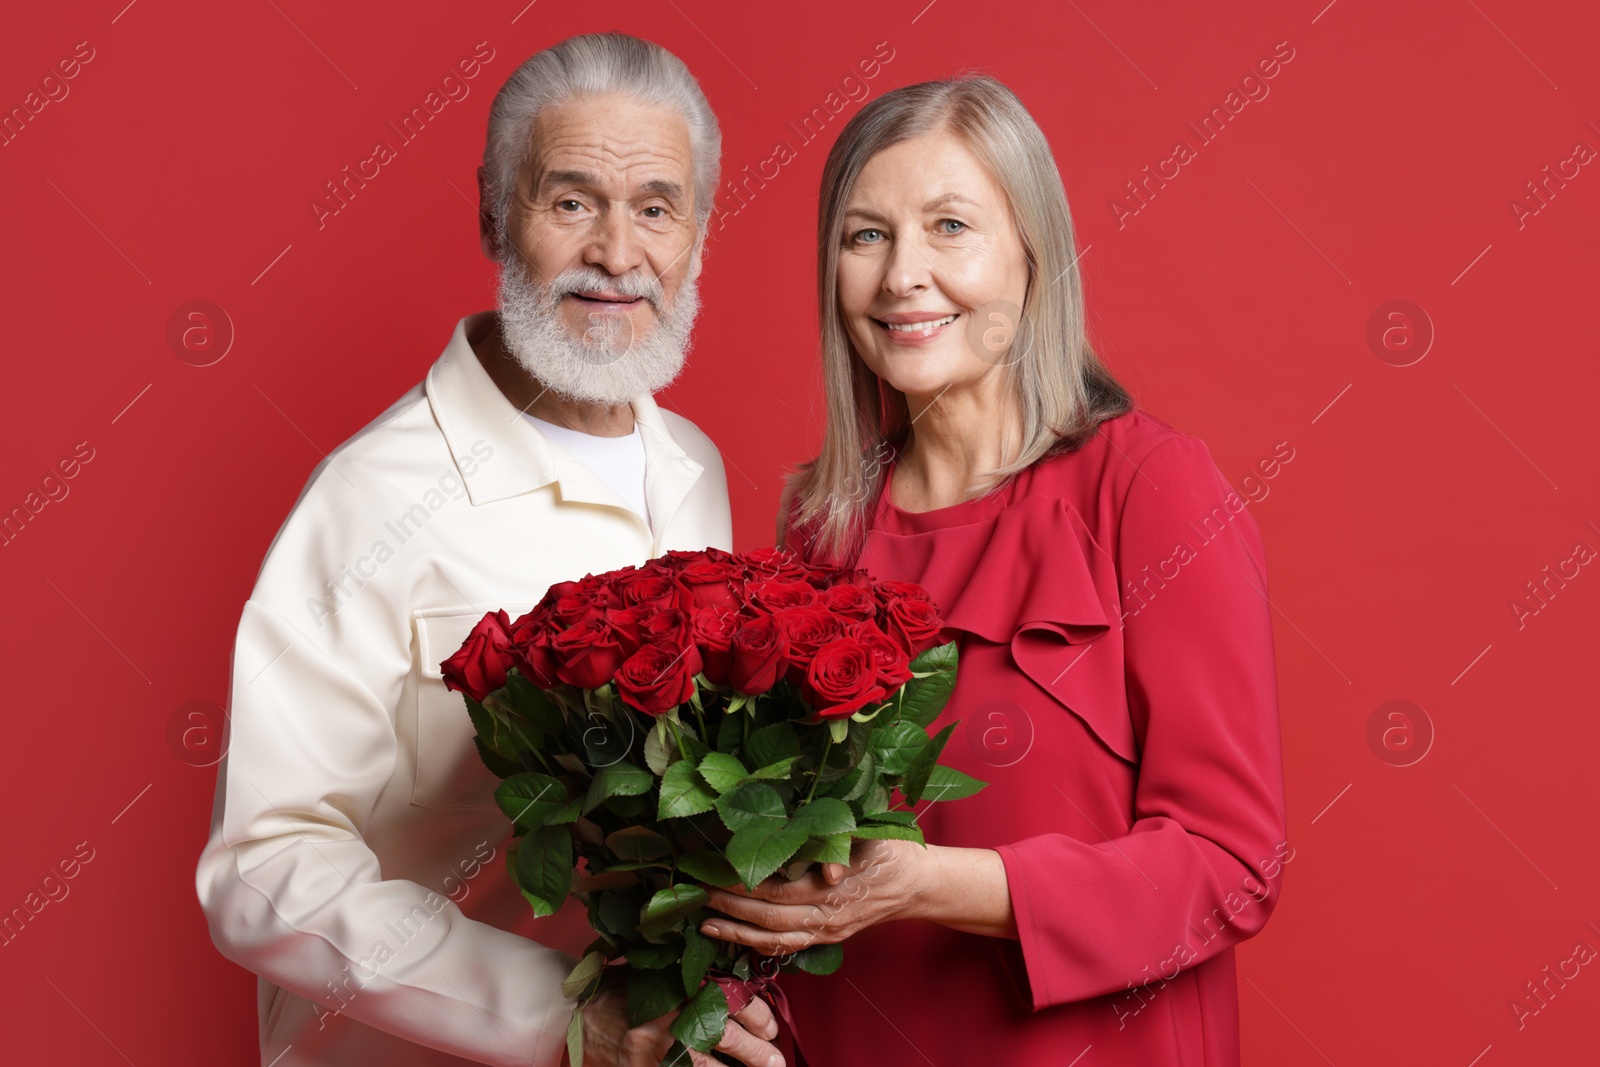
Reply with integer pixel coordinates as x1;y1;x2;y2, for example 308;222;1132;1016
993;435;1290;1009
194;597;579;1065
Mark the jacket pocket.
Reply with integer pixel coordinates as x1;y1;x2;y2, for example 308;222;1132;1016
410;607;525;810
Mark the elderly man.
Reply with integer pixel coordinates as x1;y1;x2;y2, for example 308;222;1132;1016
196;33;782;1067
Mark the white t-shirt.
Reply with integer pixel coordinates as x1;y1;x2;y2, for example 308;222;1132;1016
523;412;650;524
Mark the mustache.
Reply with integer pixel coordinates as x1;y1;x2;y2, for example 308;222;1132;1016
538;265;666;309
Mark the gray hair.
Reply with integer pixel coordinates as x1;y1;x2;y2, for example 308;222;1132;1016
483;33;722;245
780;74;1133;564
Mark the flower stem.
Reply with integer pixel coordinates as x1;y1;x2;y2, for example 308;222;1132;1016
805;732;833;805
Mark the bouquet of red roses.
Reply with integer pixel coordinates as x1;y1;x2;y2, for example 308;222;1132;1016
441;547;983;1066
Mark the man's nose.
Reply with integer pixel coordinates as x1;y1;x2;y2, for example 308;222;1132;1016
583;208;647;277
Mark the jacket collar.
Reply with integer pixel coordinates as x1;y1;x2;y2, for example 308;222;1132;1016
426;312;705;538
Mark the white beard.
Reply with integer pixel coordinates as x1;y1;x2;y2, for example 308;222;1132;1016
495;253;700;406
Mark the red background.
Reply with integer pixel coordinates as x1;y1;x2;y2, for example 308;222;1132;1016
3;0;1597;1063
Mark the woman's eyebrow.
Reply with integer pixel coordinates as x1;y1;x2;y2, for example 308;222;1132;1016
922;192;981;211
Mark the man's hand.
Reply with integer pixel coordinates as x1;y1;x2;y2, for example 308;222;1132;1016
578;983;784;1067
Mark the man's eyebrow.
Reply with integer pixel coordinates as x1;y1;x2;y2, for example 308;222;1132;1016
536;170;685;202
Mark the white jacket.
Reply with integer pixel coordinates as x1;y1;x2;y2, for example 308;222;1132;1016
195;311;732;1065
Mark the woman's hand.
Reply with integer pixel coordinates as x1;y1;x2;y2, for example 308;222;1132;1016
698;839;1018;954
698;838;931;955
580;982;784;1067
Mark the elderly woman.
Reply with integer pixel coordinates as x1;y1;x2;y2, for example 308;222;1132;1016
697;76;1289;1066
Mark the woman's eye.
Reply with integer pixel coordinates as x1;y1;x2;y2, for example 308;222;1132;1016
851;228;885;245
938;218;966;234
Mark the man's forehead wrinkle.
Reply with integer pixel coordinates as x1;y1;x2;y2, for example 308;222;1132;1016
538;134;690;172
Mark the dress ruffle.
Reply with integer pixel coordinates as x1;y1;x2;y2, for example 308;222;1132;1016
857;493;1140;764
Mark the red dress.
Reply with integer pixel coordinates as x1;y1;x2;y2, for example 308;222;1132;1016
780;411;1289;1067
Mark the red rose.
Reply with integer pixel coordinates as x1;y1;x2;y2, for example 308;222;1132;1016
823;582;877;621
874;579;933;608
550;618;628;689
741;547;808;582
638;606;691;647
603;605;652;656
728;615;790;695
657;549;706;571
508;609;562;688
690;607;740;685
676;560;743;612
440;610;516;702
851;619;913;690
746;577;819;613
619;569;686;612
551;591;605;628
881;595;945;657
775;606;844;684
615;642;702;715
803;637;887;718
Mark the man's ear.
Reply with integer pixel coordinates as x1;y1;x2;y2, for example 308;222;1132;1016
687;230;708;282
476;165;497;260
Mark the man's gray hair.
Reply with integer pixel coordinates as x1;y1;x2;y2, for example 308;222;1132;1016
483;33;722;246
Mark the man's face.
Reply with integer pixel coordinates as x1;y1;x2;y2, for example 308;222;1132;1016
492;91;704;405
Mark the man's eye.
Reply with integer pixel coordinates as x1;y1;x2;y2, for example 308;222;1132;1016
557;199;583;212
938;219;966;234
642;206;665;218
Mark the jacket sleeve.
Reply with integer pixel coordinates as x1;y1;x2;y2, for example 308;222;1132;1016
195;596;579;1065
993;434;1291;1009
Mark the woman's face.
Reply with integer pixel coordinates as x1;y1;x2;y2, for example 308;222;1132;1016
835;128;1031;405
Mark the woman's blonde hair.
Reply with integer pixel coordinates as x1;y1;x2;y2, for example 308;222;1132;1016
779;74;1133;564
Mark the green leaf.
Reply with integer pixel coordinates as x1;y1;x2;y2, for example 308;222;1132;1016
639;884;711;939
583;761;654;814
604;826;675;862
714;782;787;833
791;833;852;866
465;694;518;761
682;924;715;993
789;797;856;838
697;752;748;794
726;823;807;889
644;719;675;775
743;722;801;770
669;978;730;1052
862;809;919;826
627;941;683;969
495;773;572;832
853;822;925;844
898;641;959;728
676;850;739;887
502;669;565;735
659;760;718;819
513;823;573;917
921;764;988;803
900;722;957;805
791;942;844;976
593;889;644;940
562;951;606;999
871;721;929;776
745;756;801;781
472;735;524;778
822;750;874;803
567;998;584;1067
627;966;683;1028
